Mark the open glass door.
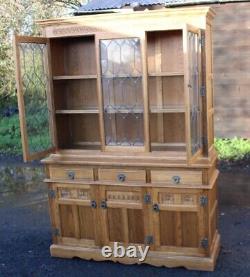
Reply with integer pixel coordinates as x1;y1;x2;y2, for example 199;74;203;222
184;26;202;160
14;35;55;162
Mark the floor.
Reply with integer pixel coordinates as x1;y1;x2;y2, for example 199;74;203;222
0;184;250;277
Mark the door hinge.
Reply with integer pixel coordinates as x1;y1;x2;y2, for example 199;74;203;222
201;238;209;249
144;194;151;204
145;235;154;245
199;35;205;48
48;189;56;199
51;228;60;237
200;195;208;206
200;86;206;97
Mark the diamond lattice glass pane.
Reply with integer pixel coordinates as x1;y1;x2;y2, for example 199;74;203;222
19;42;53;154
188;32;201;155
100;38;144;146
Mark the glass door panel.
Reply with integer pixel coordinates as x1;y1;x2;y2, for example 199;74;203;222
188;31;202;156
100;38;144;146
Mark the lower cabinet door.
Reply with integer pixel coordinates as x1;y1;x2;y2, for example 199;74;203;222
99;185;147;246
53;184;99;247
151;188;208;256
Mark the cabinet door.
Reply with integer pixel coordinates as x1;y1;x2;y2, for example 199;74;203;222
99;38;145;150
151;187;208;256
14;35;55;162
52;184;99;247
184;26;202;159
99;185;147;246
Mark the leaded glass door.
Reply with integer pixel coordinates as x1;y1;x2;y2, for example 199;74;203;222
100;38;144;148
14;36;55;162
185;27;202;158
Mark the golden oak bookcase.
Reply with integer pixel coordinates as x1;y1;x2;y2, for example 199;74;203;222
15;7;220;271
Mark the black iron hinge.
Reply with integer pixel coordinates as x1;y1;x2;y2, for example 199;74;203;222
48;189;56;199
51;228;60;237
201;238;209;249
145;235;154;245
200;195;208;207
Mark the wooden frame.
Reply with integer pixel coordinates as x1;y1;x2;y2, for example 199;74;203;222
14;35;56;162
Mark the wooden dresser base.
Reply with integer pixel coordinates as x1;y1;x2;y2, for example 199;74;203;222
50;233;220;271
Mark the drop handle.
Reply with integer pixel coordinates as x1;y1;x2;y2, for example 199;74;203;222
172;175;181;184
117;173;126;182
67;171;75;180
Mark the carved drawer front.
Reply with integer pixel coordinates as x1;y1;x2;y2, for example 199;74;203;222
98;168;146;183
151;170;202;185
49;166;94;181
57;186;91;201
158;191;198;210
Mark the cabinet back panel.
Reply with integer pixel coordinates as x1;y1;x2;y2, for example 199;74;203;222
54;79;98;110
150;113;185;143
105;113;144;146
78;206;95;240
147;30;183;73
149;76;184;108
56;114;100;149
51;36;96;76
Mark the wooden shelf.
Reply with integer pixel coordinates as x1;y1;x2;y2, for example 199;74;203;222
151;142;186;147
102;74;141;78
105;108;144;114
150;106;185;113
56;109;99;114
148;72;184;77
53;75;97;80
73;141;101;146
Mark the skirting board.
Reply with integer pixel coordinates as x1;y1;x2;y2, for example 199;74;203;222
50;233;220;271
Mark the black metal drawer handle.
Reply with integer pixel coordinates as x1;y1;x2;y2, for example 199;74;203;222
67;171;75;180
153;203;160;212
117;173;126;182
172;175;181;184
100;200;107;209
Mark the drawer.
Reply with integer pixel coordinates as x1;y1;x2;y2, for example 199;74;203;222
49;166;94;181
56;185;91;201
151;170;202;185
98;168;146;183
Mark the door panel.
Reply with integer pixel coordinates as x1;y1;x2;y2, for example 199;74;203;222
152;187;207;256
14;35;55;161
78;206;95;240
183;25;202;160
99;185;146;246
52;184;99;247
59;204;75;237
